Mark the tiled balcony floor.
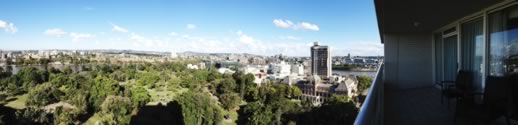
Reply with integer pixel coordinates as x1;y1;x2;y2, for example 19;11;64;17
384;86;513;125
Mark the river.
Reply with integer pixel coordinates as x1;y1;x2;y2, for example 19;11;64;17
332;70;378;78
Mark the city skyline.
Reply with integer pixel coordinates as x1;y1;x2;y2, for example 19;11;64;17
0;0;382;56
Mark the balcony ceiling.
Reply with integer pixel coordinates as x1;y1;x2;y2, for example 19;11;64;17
375;0;503;36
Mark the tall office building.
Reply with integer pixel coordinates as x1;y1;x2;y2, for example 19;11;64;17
311;42;331;79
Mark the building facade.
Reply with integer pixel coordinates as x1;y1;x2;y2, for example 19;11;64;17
310;42;332;79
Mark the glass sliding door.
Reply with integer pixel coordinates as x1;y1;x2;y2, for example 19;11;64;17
444;35;458;81
460;18;484;92
489;5;518;76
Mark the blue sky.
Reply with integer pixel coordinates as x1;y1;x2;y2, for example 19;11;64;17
0;0;382;56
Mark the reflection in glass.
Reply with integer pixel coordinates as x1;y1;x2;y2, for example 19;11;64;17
489;5;518;76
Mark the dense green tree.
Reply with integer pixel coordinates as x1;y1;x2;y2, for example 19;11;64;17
288;86;302;98
192;70;208;82
89;76;122;111
53;106;79;125
68;91;88;114
294;95;358;125
110;70;126;82
130;86;150;108
122;66;137;80
168;63;186;72
357;75;373;93
26;82;63;106
217;78;236;94
0;61;363;125
17;67;48;91
0;93;6;102
15;106;51;124
240;101;273;125
177;91;222;125
0;67;11;79
97;64;114;74
99;95;133;125
63;66;73;74
207;68;221;83
136;71;160;86
219;92;241;110
4;76;22;96
326;94;350;105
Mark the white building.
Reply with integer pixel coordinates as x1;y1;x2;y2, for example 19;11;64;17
244;65;268;86
218;68;235;74
269;61;291;78
290;64;304;76
187;64;199;69
170;51;177;58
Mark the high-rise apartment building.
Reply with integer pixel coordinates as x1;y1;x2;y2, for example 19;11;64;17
310;42;331;79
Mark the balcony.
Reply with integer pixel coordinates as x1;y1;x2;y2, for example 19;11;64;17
354;64;384;125
354;64;513;125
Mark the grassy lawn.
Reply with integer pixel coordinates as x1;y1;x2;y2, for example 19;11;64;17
84;113;101;125
221;109;238;125
146;86;188;106
4;93;28;109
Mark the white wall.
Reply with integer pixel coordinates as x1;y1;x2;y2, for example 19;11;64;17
383;33;434;90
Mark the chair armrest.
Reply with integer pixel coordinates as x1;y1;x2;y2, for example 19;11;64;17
440;81;456;90
441;81;456;87
446;85;457;89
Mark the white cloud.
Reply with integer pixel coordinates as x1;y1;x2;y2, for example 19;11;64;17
70;32;95;42
169;32;178;36
239;34;255;45
298;22;319;31
44;28;67;37
111;24;128;33
0;20;17;33
165;31;307;56
273;19;293;29
186;24;197;30
44;28;96;42
129;33;166;47
236;31;263;50
279;36;301;40
167;31;382;56
272;19;319;31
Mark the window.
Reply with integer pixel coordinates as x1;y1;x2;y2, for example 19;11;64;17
489;5;518;76
460;18;484;91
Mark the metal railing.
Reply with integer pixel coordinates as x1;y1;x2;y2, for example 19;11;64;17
354;63;384;125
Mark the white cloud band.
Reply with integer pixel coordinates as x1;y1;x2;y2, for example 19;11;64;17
0;20;18;33
273;19;319;31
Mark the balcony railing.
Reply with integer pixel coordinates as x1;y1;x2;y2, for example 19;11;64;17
354;63;384;125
